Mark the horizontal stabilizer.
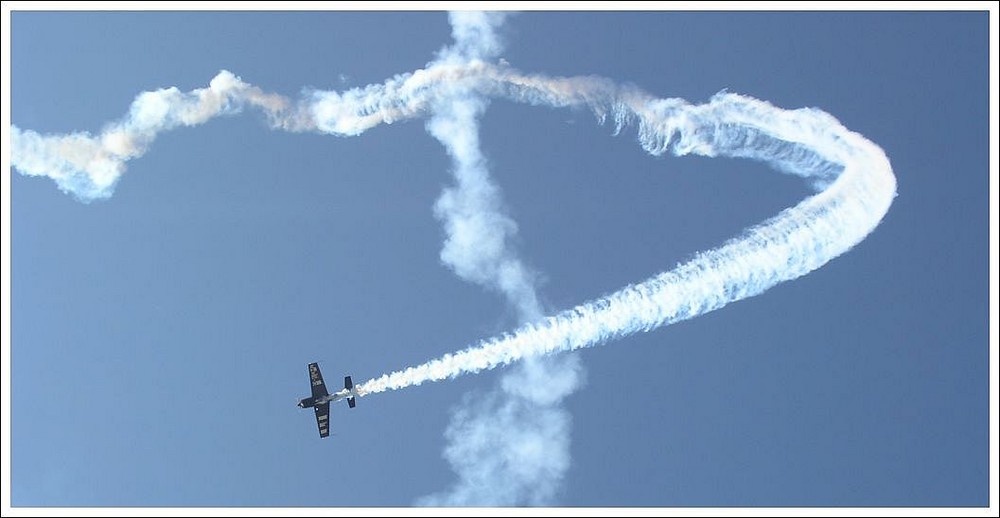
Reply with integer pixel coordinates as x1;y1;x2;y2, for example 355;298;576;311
344;376;353;390
348;397;356;408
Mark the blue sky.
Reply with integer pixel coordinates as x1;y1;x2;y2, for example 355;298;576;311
4;7;995;510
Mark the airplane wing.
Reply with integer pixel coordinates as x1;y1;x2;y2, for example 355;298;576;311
314;402;330;438
308;362;329;399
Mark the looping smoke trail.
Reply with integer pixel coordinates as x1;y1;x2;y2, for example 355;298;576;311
341;70;897;396
10;60;896;398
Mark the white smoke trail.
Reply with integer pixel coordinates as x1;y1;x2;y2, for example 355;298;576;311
10;71;290;201
416;353;583;506
419;11;583;506
10;32;896;504
339;77;897;396
9;59;897;407
426;79;542;319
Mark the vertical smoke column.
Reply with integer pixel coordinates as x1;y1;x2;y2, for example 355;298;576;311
416;12;584;506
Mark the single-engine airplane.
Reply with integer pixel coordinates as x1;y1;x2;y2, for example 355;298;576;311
298;362;357;438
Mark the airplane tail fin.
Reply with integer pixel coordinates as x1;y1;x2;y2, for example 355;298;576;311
345;376;357;409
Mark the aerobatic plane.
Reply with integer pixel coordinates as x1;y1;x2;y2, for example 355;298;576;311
297;362;357;438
